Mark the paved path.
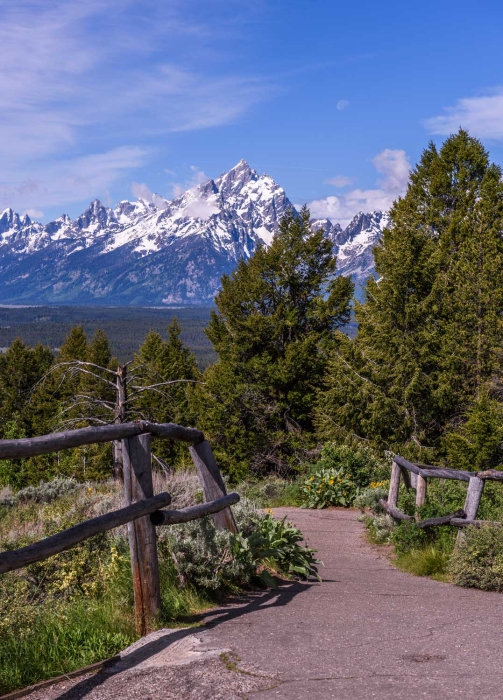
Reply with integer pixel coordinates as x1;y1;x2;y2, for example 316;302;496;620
203;508;503;699
23;508;503;700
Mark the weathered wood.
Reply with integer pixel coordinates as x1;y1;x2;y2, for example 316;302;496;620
123;433;161;635
151;493;240;526
415;475;427;507
0;423;145;459
393;455;473;482
113;364;128;480
451;518;503;528
463;476;485;520
387;461;401;508
379;499;414;522
143;422;204;444
0;492;171;575
410;471;418;490
416;509;466;529
0;421;204;460
189;440;237;533
456;476;485;545
477;469;503;481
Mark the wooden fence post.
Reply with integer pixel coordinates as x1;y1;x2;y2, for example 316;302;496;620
415;475;427;507
122;433;161;635
457;476;485;545
189;440;237;533
387;461;401;508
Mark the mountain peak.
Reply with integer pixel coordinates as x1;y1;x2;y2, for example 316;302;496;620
0;164;386;305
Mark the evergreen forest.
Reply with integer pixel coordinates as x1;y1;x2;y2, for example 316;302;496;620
1;131;502;488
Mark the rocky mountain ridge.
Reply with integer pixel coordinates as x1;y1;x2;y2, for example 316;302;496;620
0;161;388;305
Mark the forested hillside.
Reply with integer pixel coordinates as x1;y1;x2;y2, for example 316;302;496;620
1;131;502;488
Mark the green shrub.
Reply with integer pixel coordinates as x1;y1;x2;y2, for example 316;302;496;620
301;465;358;508
252;512;320;580
391;520;430;553
14;477;80;504
306;443;391;489
449;524;503;592
236;477;303;508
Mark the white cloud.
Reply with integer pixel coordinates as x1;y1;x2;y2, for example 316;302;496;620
22;209;44;219
0;146;148;210
337;100;350;111
307;149;410;227
0;1;276;212
171;168;209;198
325;175;354;188
183;197;219;219
131;182;154;203
425;89;503;140
372;149;410;192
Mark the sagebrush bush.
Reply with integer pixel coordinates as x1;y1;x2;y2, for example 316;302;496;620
363;514;394;544
0;477;80;507
236;477;303;508
354;486;388;513
449;524;503;592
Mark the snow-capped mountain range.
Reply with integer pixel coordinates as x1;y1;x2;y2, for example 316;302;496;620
0;160;389;305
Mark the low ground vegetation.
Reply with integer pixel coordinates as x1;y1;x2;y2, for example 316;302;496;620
360;480;503;588
0;471;318;695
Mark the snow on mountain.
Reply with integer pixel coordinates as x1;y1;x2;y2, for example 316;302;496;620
0;161;388;305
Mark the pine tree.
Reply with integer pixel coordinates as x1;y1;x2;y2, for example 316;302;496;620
194;207;353;479
316;131;503;462
133;319;200;465
0;340;54;488
0;339;53;437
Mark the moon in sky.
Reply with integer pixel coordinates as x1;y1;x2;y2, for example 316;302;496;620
337;100;350;111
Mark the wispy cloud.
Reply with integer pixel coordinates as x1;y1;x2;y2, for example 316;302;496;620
0;147;149;211
307;149;410;227
0;1;275;213
170;167;210;198
325;175;354;188
425;88;503;140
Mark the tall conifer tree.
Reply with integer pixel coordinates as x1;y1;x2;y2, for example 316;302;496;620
194;207;353;479
316;131;503;463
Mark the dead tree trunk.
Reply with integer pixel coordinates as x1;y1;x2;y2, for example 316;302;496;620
113;364;128;480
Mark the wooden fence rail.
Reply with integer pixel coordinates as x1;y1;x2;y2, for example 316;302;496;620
382;455;503;532
0;421;239;636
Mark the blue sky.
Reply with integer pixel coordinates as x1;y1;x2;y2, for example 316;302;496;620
1;0;503;226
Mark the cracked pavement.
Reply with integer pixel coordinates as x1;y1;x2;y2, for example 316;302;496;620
19;508;503;699
200;508;503;699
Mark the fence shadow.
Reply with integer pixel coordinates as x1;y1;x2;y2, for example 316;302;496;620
52;580;312;700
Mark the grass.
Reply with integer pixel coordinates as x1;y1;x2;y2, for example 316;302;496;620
0;595;136;693
0;472;222;694
393;546;451;581
0;470;320;694
0;552;213;695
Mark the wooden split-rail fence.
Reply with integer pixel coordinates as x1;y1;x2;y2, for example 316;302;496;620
0;421;240;636
382;454;503;534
